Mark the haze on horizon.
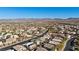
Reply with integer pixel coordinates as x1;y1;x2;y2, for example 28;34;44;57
0;7;79;19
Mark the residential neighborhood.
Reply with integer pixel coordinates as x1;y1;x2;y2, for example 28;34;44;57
0;19;78;51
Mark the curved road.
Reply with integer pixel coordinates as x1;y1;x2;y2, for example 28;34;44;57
64;37;75;51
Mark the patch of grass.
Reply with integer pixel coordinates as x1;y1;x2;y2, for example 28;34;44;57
55;37;67;51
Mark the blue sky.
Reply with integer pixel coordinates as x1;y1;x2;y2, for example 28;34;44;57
0;7;79;19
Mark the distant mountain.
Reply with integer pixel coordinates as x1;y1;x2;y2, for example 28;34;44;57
53;18;65;20
0;18;79;22
67;18;79;20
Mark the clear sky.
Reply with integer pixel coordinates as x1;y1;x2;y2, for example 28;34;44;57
0;7;79;19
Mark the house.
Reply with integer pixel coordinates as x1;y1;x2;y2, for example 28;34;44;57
0;35;3;40
5;37;17;45
77;30;79;34
43;43;54;50
5;38;13;45
52;38;62;42
0;41;3;47
35;39;41;46
28;43;37;50
13;45;28;51
40;37;46;43
67;35;71;39
49;40;60;45
20;32;32;38
11;35;19;39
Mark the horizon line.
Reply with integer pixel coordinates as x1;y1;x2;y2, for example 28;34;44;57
0;17;79;20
